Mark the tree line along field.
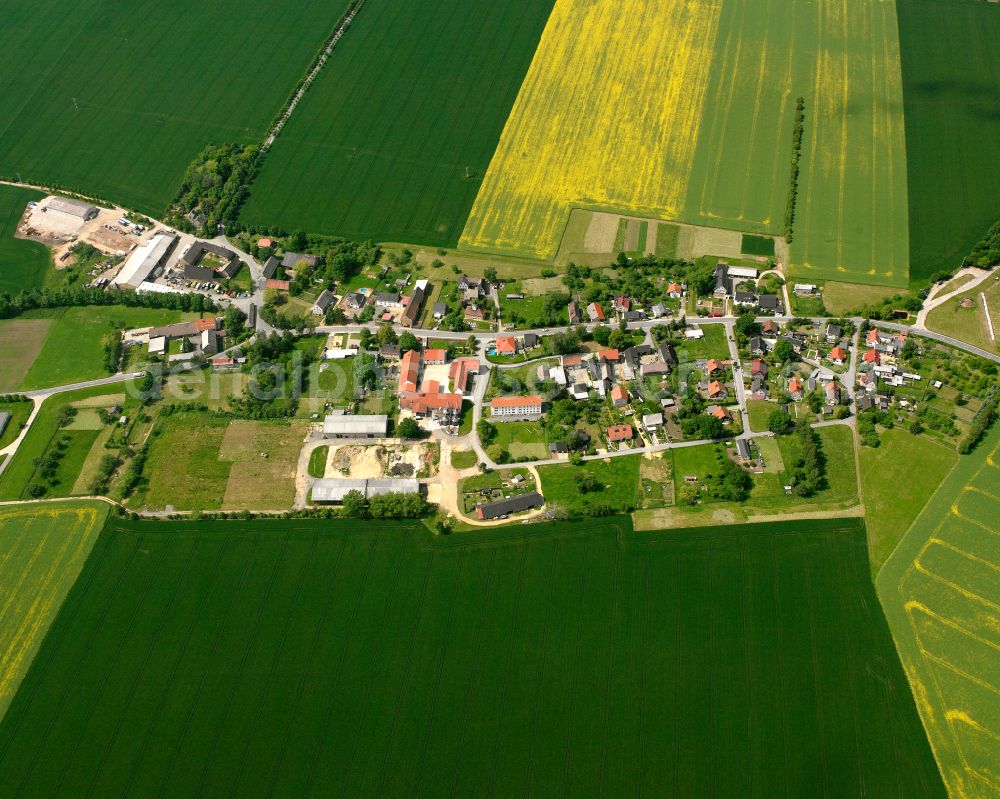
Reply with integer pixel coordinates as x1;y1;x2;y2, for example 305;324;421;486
877;425;1000;799
0;184;48;295
0;513;944;797
240;0;556;247
459;0;910;287
0;501;107;722
896;0;1000;283
0;0;352;215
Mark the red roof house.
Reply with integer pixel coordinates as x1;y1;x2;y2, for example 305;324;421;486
607;424;634;442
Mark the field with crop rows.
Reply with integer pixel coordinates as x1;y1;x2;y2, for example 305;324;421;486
896;0;1000;282
461;0;909;287
241;0;554;246
0;514;942;797
0;0;351;214
0;184;48;295
877;425;1000;799
0;502;107;722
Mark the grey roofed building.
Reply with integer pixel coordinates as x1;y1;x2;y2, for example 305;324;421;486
651;303;667;318
184;263;215;282
311;478;419;504
476;491;544;520
641;361;670;378
748;336;766;355
642;412;664;429
736;438;751;461
0;411;10;438
322;414;388;438
112;232;178;289
343;292;367;311
734;291;757;305
624;310;646;322
567;301;581;324
758;294;781;312
380;344;401;359
149;320;203;339
751;373;766;394
433;302;447;318
522;333;539;348
657;342;678;367
375;292;401;306
219;258;242;279
549;442;568;454
826;323;842;341
623;344;654;370
400;286;426;327
181;241;237;267
200;329;220;355
262;256;280;279
312;289;336;314
281;251;319;269
713;262;730;296
47;196;98;221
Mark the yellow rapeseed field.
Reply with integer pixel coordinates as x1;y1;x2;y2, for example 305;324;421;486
460;0;723;260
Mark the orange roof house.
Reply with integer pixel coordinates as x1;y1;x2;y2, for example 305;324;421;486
788;377;802;395
863;348;879;364
829;346;847;363
710;406;730;421
598;348;620;362
398;348;420;394
423;348;447;364
496;336;517;355
610;384;628;406
707;380;724;397
607;424;634;442
705;359;722;375
449;359;479;393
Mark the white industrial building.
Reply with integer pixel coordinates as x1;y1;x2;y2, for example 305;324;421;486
46;196;98;221
322;414;388;439
113;232;178;290
311;478;419;504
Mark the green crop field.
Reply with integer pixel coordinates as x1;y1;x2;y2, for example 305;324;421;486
0;184;48;295
896;0;1000;282
877;425;1000;799
860;428;958;572
0;0;351;215
15;305;199;390
0;501;107;721
242;0;555;246
0;513;942;797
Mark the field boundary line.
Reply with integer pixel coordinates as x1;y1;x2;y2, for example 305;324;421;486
261;0;367;151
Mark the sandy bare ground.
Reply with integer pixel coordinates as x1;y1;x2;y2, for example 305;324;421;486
584;211;619;252
645;221;658;255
